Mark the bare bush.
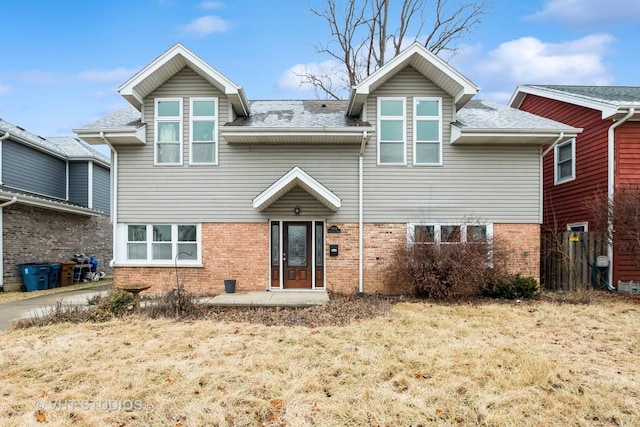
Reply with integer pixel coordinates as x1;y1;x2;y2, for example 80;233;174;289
385;240;497;299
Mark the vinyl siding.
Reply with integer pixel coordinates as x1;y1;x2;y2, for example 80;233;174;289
118;66;359;223
92;163;110;214
2;139;66;199
518;94;609;232
362;67;542;223
68;162;89;206
616;121;640;186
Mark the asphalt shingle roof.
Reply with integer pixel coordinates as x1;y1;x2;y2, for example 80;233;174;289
0;119;109;164
526;85;640;106
81;105;143;129
456;99;576;130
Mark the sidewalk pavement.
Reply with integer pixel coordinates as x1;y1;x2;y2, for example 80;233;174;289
0;287;329;332
0;284;111;332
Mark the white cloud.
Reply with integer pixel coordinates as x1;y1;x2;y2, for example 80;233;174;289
200;1;224;9
181;15;230;37
278;60;348;96
454;34;616;102
528;0;640;25
77;67;139;83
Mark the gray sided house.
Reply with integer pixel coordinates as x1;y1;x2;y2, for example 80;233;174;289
0;119;112;291
75;43;580;295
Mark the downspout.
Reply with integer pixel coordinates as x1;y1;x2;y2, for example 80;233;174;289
540;132;564;225
606;108;635;289
0;196;18;291
358;130;369;294
100;132;118;268
0;130;10;185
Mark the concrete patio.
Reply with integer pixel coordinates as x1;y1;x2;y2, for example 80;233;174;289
203;290;330;307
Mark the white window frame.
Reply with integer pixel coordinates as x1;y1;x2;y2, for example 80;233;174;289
377;97;407;165
567;222;588;232
120;223;202;266
154;98;183;166
189;97;218;165
407;223;494;245
554;138;575;184
413;97;443;166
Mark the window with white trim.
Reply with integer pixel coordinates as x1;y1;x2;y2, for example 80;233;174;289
408;223;493;245
378;97;406;165
567;222;588;232
414;97;442;165
555;138;575;184
126;224;200;263
190;98;217;164
155;98;182;165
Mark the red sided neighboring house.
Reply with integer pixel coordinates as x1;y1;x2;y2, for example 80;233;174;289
510;85;640;287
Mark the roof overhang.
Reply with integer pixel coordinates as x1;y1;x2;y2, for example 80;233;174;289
509;86;640;120
347;42;479;116
73;126;146;146
253;166;341;212
0;191;104;217
450;125;582;145
117;43;250;117
222;126;374;144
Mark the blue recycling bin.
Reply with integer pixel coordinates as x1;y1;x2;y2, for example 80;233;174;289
48;263;61;288
17;263;51;291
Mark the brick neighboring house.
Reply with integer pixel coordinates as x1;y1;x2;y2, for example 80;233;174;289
75;43;580;295
0;119;112;291
510;85;640;287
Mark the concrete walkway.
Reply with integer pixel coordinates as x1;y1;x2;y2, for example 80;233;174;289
0;287;329;331
0;284;112;331
204;291;330;307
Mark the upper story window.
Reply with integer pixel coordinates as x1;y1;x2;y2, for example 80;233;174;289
190;98;217;165
378;97;406;165
555;138;575;184
155;98;182;165
414;98;442;165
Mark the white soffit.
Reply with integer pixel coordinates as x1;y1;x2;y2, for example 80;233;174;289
253;166;341;212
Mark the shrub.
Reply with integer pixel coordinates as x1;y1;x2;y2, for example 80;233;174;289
386;240;496;300
483;274;540;299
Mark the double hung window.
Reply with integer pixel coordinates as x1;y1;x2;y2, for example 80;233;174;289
414;98;442;165
125;224;200;263
378;98;406;165
555;138;575;184
155;99;182;165
190;98;217;164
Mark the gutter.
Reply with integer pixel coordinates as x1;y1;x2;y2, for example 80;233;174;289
606;108;635;289
100;132;118;268
358;130;370;294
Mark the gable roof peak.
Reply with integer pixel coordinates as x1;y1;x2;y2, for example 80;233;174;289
117;43;250;117
346;42;479;116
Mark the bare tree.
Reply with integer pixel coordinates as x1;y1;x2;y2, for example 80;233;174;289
299;0;490;99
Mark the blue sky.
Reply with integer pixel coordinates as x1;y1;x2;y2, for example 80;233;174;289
1;0;639;156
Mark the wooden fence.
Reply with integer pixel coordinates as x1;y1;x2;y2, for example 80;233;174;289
540;231;608;291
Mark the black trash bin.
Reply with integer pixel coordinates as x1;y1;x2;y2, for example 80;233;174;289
224;279;236;293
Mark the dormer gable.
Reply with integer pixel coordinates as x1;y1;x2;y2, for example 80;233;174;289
346;42;479;116
117;43;250;117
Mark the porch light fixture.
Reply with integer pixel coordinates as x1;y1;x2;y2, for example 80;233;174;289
294;206;301;215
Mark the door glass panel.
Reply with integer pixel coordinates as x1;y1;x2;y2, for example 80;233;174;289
315;223;324;267
288;224;307;267
271;223;280;266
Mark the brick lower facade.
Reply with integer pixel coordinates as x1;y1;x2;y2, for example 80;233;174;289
113;221;540;296
3;204;112;291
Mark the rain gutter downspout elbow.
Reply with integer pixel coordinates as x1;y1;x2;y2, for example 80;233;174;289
100;132;118;268
606;108;635;289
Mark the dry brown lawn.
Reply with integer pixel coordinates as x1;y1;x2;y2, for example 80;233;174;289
1;293;639;426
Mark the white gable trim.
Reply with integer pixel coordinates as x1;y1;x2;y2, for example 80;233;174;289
347;42;479;116
117;43;250;116
253;166;341;212
509;85;620;119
